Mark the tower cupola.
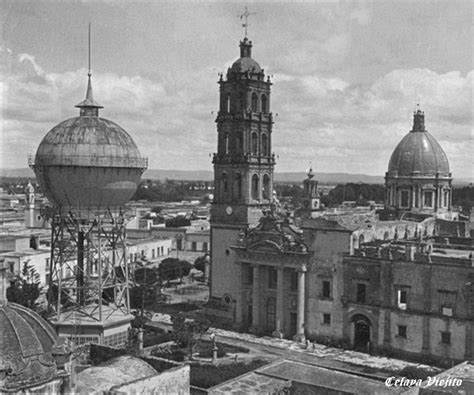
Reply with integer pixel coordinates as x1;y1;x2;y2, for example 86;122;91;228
240;37;252;58
411;109;425;132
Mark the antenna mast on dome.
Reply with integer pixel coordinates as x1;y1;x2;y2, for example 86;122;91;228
239;6;256;38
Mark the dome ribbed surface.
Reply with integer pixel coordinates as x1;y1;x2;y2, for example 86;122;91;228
33;116;146;210
35;116;143;168
230;57;262;74
388;130;450;176
0;303;58;391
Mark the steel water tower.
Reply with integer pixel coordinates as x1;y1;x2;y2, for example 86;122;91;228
29;46;147;345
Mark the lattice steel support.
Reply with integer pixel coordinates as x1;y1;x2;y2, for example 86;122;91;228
48;209;130;322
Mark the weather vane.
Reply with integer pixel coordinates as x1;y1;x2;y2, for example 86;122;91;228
239;6;256;38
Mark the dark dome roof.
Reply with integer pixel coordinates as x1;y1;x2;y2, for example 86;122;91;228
388;111;450;177
32;115;146;210
35;116;143;168
229;37;262;75
231;57;262;74
0;303;58;391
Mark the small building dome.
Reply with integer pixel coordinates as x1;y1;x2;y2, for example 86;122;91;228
388;110;450;177
0;302;58;391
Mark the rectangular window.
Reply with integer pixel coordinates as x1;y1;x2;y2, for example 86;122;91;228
356;283;366;303
191;242;197;251
322;280;331;298
268;267;277;289
290;271;298;291
424;191;433;208
152;249;155;259
438;290;456;316
400;190;409;208
443;191;449;207
203;242;208;252
323;313;331;325
397;325;407;338
441;331;451;345
397;288;408;310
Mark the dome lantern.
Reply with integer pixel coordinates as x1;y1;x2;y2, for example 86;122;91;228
411;109;425;132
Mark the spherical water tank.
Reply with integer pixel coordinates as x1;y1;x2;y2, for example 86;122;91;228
31;77;147;213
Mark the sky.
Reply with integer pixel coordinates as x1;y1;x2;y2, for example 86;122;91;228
1;1;472;178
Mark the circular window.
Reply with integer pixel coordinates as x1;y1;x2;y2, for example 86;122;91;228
223;295;232;304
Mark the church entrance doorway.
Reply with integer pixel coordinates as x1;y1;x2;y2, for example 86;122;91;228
353;314;371;351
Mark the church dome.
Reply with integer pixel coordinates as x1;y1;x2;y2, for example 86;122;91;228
231;57;261;74
0;302;58;391
229;38;262;74
388;110;450;177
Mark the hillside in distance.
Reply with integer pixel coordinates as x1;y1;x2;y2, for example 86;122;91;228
2;168;472;185
140;169;386;184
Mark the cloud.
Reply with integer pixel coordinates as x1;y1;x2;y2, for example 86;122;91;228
1;49;217;171
1;48;472;179
271;67;473;176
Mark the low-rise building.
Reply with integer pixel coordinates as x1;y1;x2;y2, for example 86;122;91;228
342;237;474;363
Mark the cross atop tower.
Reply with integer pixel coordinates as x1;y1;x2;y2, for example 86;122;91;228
239;6;256;38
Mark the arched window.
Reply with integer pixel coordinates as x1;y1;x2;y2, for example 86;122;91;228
261;94;267;113
226;94;231;113
224;133;229;154
262;174;270;200
222;173;228;194
235;173;242;200
262;134;268;156
358;234;365;246
383;231;389;240
251;92;258;112
251;132;258;155
252;174;259;200
236;133;243;154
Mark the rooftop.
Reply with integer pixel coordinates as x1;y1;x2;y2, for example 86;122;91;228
76;355;157;393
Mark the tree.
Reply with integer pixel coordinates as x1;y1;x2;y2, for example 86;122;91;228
6;261;42;310
165;216;191;228
158;258;192;285
131;266;159;316
158;258;182;285
194;255;208;272
171;312;211;359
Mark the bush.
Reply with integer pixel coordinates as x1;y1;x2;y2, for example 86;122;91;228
190;359;269;389
398;366;432;381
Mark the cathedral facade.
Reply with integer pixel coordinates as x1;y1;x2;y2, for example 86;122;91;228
209;35;472;365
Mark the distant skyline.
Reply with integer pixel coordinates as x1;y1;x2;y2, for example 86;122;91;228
1;1;472;178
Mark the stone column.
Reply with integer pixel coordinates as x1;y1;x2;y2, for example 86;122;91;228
250;265;260;333
273;267;284;338
294;265;306;342
411;187;416;209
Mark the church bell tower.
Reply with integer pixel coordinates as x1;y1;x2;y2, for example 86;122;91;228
210;35;275;323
